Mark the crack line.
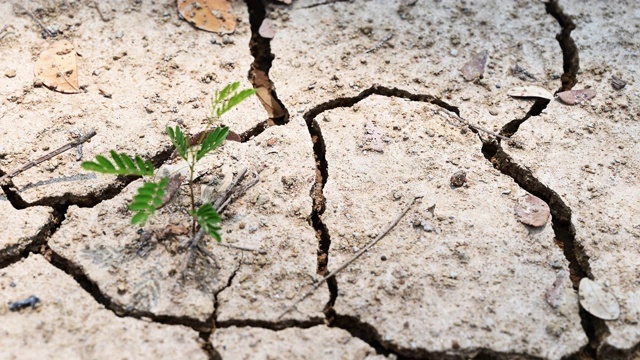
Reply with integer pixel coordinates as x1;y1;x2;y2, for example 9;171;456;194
545;0;580;93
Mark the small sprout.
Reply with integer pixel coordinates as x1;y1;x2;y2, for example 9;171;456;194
80;82;256;250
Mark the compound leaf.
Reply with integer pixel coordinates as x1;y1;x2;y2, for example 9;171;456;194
215;81;240;106
166;126;188;160
192;203;222;242
82;152;154;176
216;88;256;118
129;177;169;225
196;126;229;161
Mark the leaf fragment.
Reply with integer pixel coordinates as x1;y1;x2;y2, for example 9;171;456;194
177;0;236;34
579;278;620;320
259;18;276;39
460;50;488;81
34;40;80;94
514;194;550;227
557;89;596;105
507;86;553;100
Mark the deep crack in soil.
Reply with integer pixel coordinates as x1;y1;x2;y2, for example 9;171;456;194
244;0;289;129
481;140;598;359
302;84;461;357
545;0;580;93
487;2;603;358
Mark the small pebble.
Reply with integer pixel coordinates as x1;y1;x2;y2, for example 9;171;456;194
4;69;16;78
450;170;467;188
450;49;458;56
222;35;234;44
489;109;498;116
115;31;124;39
381;255;387;261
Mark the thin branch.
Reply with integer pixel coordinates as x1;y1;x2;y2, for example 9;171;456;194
364;33;393;54
216;242;266;254
277;195;422;319
0;129;96;185
183;167;260;271
18;4;54;37
93;1;111;22
438;109;523;145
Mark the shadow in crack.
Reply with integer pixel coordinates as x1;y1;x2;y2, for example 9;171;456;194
245;0;289;127
302;84;461;355
545;0;580;93
481;140;600;359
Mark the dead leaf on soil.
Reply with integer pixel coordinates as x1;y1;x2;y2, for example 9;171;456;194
255;87;285;119
557;89;596;105
259;18;276;39
460;50;488;81
545;270;567;309
177;0;236;34
33;40;80;94
514;194;549;227
579;278;620;321
507;85;553;101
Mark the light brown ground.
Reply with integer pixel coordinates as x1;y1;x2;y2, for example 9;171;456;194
1;0;638;359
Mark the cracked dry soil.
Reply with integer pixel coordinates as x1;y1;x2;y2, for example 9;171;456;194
1;0;639;359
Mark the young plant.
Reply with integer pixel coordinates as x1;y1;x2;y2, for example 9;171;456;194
81;82;256;242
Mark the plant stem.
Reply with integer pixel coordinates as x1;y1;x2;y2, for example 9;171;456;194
188;156;197;235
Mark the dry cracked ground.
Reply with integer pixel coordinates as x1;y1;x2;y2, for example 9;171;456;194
0;0;639;359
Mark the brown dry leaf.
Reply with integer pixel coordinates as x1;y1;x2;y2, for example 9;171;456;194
33;40;80;94
177;0;236;34
460;50;488;81
514;194;550;227
255;87;285;119
557;89;596;105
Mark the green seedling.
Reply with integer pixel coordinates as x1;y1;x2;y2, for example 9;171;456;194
82;82;256;241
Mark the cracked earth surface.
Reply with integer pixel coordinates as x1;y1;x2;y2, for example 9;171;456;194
1;0;639;359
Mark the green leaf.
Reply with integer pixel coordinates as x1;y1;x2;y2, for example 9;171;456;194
166;126;188;160
196;126;229;161
81;152;155;176
193;203;222;242
215;88;256;118
128;177;169;225
215;82;240;105
131;212;149;225
212;82;256;119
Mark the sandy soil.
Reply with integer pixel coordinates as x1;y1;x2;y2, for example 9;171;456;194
1;0;639;359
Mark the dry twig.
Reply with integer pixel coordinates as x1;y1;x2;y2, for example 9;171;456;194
0;129;96;185
277;195;422;319
183;167;261;268
18;4;55;37
93;1;111;22
438;109;523;145
364;33;393;54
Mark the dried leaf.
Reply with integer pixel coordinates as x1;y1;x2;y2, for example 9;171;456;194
177;0;236;34
546;270;567;309
557;89;596;105
611;76;626;90
514;194;549;227
507;86;553;100
259;18;276;39
460;50;488;81
579;278;620;320
158;173;185;209
34;40;80;94
255;87;285;119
